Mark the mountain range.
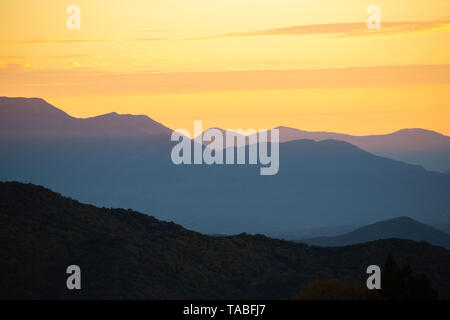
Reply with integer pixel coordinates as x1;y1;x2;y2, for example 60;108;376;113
2;97;450;172
299;217;450;250
272;126;450;172
1;97;450;235
1;181;450;299
197;126;450;172
0;97;172;139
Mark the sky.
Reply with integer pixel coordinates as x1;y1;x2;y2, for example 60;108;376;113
1;0;450;135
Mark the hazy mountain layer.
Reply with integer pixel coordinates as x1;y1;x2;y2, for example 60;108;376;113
299;217;450;249
1;97;450;234
272;126;450;172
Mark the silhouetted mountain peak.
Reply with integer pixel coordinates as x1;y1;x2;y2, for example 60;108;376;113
386;216;417;223
96;111;120;118
0;96;71;119
275;126;315;134
281;138;369;155
84;111;172;136
300;217;450;249
391;128;445;137
0;97;172;138
267;125;450;171
356;216;431;232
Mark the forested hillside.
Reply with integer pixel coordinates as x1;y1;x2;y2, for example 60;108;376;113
1;182;449;299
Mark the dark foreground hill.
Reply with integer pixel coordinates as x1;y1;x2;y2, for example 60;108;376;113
299;217;450;249
1;182;450;299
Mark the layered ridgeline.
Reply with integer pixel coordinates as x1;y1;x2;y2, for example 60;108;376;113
266;126;450;172
198;125;450;172
1;182;450;299
0;97;172;138
299;217;450;249
1;97;450;235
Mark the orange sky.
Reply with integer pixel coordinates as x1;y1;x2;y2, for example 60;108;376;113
1;0;450;135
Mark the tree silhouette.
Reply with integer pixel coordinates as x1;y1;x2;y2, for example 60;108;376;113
381;253;437;300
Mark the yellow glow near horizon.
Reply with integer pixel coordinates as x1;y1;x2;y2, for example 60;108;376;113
1;0;450;135
46;84;450;135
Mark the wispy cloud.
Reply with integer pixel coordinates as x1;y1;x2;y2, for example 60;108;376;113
132;37;168;41
1;64;449;95
185;19;450;40
138;29;170;33
41;54;93;60
0;55;25;59
2;37;168;44
1;38;114;44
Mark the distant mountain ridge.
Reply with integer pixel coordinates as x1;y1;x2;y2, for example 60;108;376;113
274;126;450;151
272;126;450;172
299;217;450;250
190;125;450;173
2;96;449;171
1;97;450;235
0;97;172;139
198;126;450;150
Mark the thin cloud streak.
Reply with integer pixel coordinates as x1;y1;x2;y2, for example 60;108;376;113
5;19;448;45
185;19;450;40
1;39;114;44
132;38;168;41
2;38;167;44
1;64;450;95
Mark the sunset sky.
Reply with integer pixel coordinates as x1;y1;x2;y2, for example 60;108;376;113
1;0;450;134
